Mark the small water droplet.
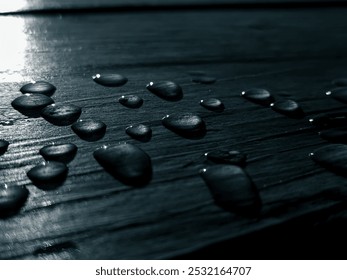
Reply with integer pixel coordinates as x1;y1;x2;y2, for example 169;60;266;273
0;139;9;155
200;165;261;216
205;150;247;166
20;81;56;96
0;120;14;126
92;73;128;87
309;112;347;128
146;81;183;101
200;98;224;112
41;104;81;126
325;87;347;104
162;113;206;139
40;143;78;163
71;119;106;141
126;124;152;142
0;183;29;218
241;88;274;106
93;143;152;186
332;78;347;87
319;127;347;144
118;95;143;109
270;99;304;118
310;144;347;176
27;161;68;190
192;76;217;84
12;94;54;118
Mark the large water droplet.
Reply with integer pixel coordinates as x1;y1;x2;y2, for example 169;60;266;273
40;143;78;163
118;95;143;109
200;165;261;216
20;81;56;96
71;119;106;141
241;88;274;106
12;94;54;118
92;73;128;87
27;161;68;190
310;144;347;176
41;104;81;126
270;99;304;118
126;124;152;142
146;81;183;101
309;112;347;128
0;139;9;155
93;143;152;186
204;150;247;166
0;183;29;218
326;87;347;104
192;76;217;84
200;98;224;112
162;113;206;139
332;78;347;87
319;128;347;143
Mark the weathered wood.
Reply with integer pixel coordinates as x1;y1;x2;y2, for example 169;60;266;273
1;8;347;259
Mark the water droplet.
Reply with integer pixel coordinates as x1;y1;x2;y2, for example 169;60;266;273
27;161;68;190
200;165;261;216
71;119;106;141
0;120;14;126
93;143;152;186
241;88;274;106
126;124;152;142
146;81;183;101
0;139;9;155
20;81;56;96
309;112;347;128
326;87;347;104
0;183;29;217
41;104;82;126
92;73;128;87
40;143;78;163
200;98;224;112
118;95;143;109
332;78;347;87
310;144;347;176
270;99;304;118
192;76;217;84
205;150;247;166
162;113;206;139
12;94;54;118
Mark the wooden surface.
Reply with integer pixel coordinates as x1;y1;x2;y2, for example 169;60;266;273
1;6;347;259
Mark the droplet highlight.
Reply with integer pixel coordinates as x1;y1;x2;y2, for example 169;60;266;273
310;144;347;176
41;104;81;126
71;119;106;141
40;143;78;163
146;81;183;101
12;94;54;118
27;161;68;190
126;124;152;142
92;73;128;87
200;165;261;216
0;183;29;217
162;113;206;139
326;87;347;104
270;99;304;118
93;143;152;186
118;95;143;109
0;139;9;155
205;150;247;166
200;98;224;112
241;88;274;106
20;81;56;96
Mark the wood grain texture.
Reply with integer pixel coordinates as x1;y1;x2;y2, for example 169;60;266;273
1;8;347;259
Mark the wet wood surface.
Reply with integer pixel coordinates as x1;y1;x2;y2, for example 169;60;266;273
1;6;347;259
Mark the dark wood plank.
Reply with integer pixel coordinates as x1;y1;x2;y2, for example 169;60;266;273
1;8;347;259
